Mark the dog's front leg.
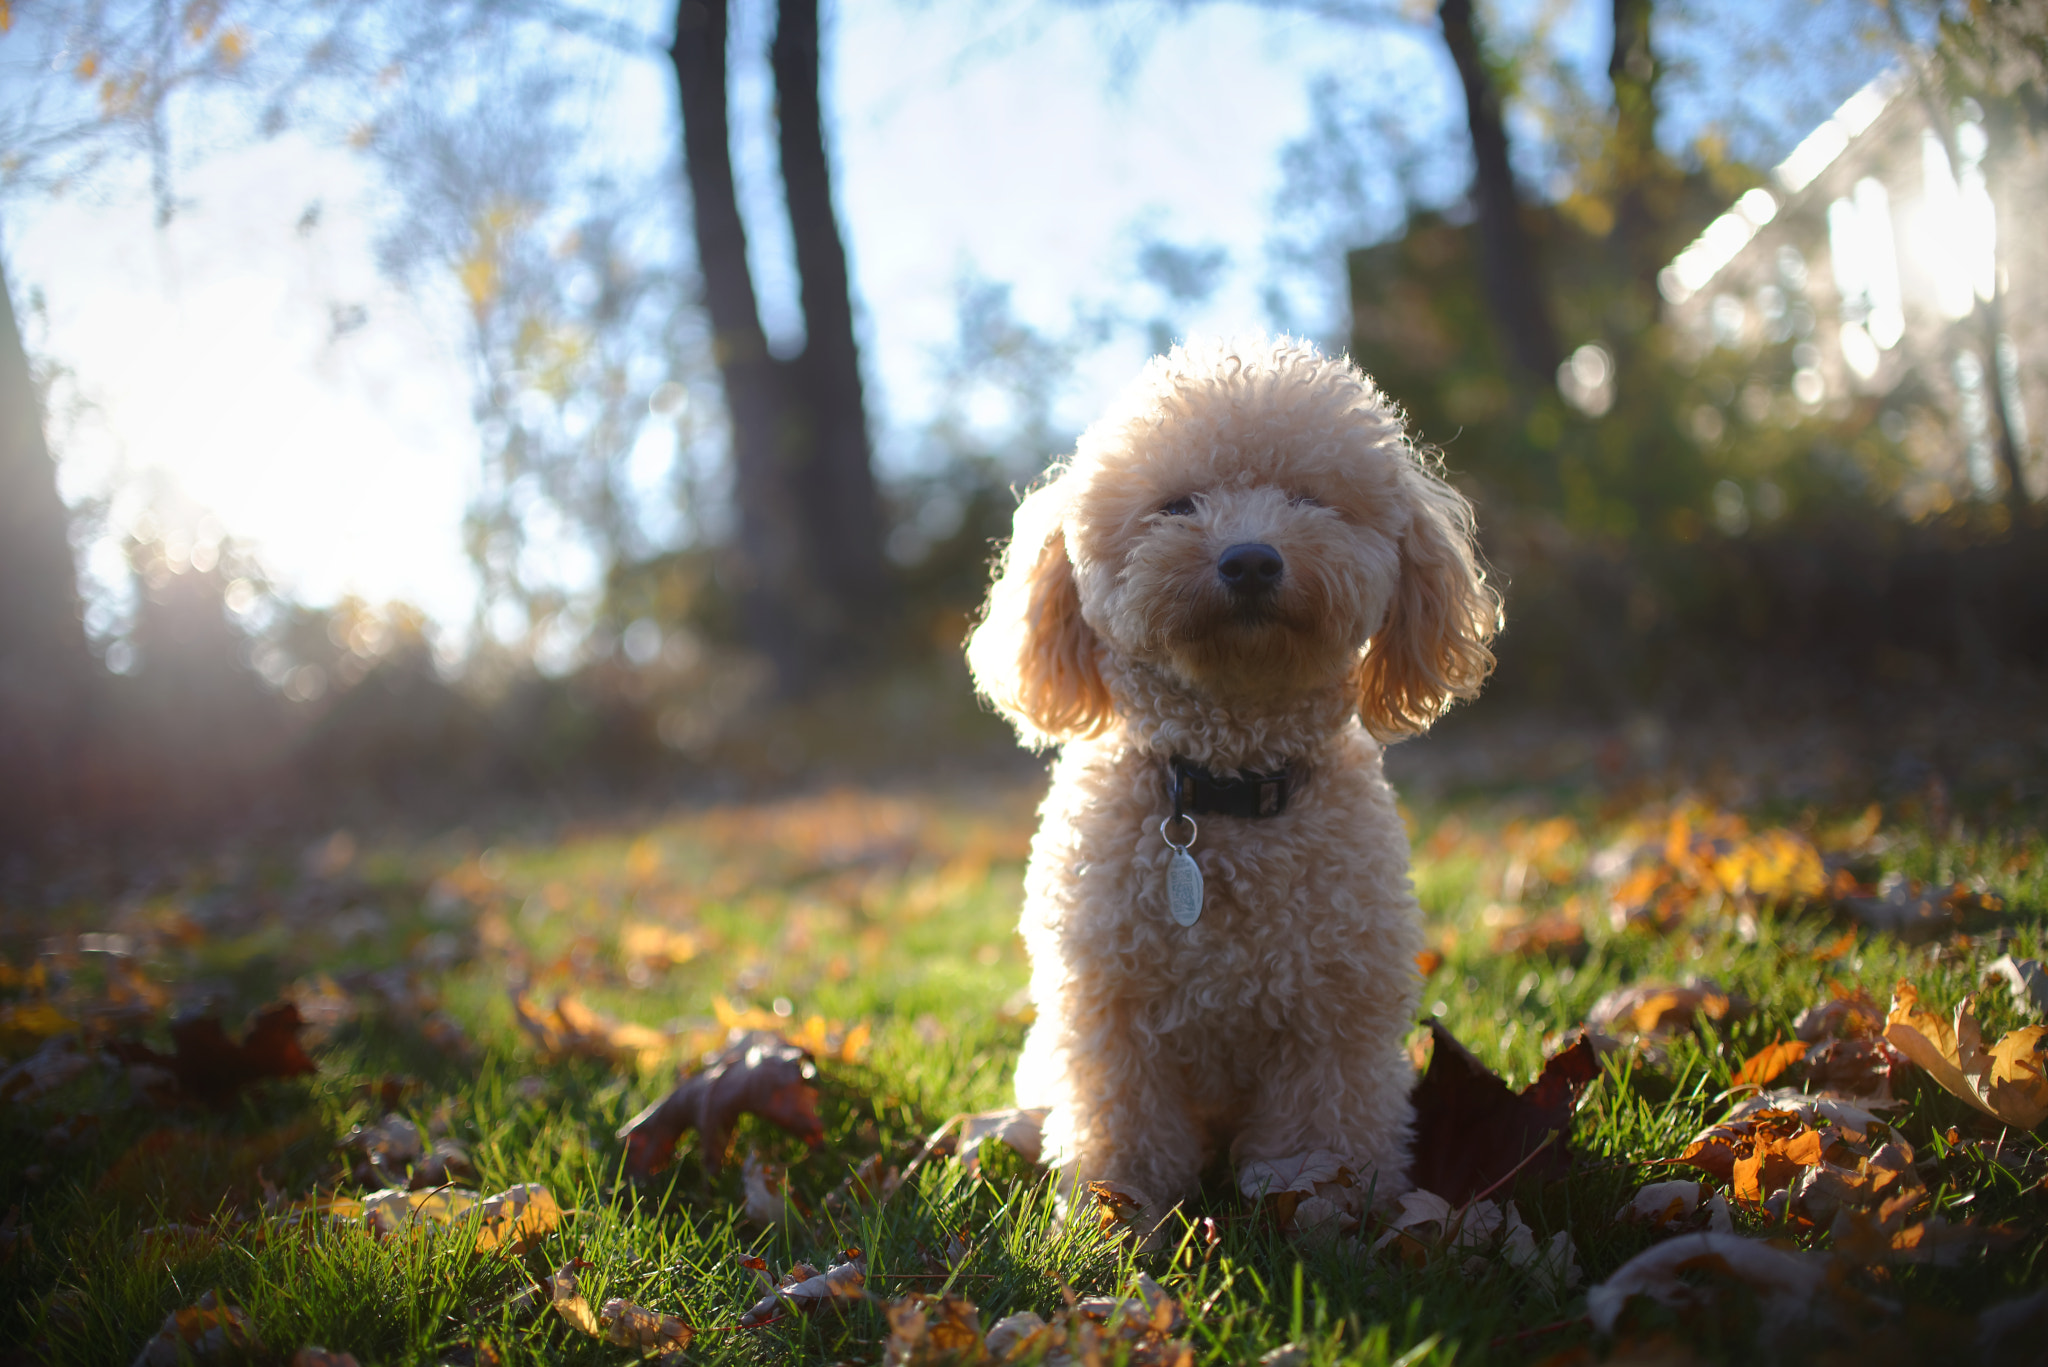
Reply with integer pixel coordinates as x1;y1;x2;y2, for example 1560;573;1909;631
1228;1029;1416;1206
1020;988;1206;1210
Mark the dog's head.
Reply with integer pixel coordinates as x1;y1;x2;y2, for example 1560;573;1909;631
968;337;1500;747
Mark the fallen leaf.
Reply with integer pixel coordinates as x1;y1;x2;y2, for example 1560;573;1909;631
984;1311;1049;1361
547;1259;601;1337
1838;876;1961;940
1408;1021;1601;1203
362;1185;477;1239
1372;1190;1580;1287
618;1030;823;1179
1885;981;2048;1129
511;991;671;1070
1236;1151;1363;1232
1414;949;1444;976
1984;955;2048;1018
473;1183;560;1254
1731;1037;1808;1091
953;1106;1048;1174
109;1004;316;1109
1585;1233;1853;1337
738;1249;867;1326
883;1294;984;1366
1587;979;1742;1039
290;1350;360;1367
827;1151;902;1211
133;1290;259;1366
1615;1179;1732;1233
0;1036;94;1103
598;1297;693;1352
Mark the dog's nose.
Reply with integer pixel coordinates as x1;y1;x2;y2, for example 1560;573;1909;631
1217;542;1284;593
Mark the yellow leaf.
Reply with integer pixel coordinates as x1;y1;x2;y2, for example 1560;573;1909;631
1885;980;2048;1129
473;1183;560;1254
457;253;498;313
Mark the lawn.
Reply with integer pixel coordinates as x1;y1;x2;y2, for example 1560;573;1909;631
2;767;2044;1365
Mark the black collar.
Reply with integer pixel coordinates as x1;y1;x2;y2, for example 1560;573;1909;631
1169;755;1301;820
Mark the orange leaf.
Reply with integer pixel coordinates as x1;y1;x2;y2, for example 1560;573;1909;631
1414;949;1443;977
1733;1038;1808;1090
1811;930;1856;963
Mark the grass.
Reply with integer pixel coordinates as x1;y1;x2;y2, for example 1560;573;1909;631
2;770;2044;1365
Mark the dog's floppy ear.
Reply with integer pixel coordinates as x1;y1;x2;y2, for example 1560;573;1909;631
966;480;1113;748
1352;456;1501;741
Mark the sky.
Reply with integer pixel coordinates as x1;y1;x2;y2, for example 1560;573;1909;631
5;0;1884;657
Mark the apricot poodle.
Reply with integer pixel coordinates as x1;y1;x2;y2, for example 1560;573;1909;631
967;335;1500;1216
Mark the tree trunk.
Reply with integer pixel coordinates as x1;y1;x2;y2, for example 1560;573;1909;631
1608;0;1661;301
670;0;890;693
1438;0;1563;382
672;0;814;688
0;248;91;850
771;0;890;628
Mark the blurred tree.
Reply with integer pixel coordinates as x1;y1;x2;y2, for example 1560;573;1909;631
1437;0;1563;382
365;62;706;663
1897;0;2044;510
670;0;891;695
0;253;92;851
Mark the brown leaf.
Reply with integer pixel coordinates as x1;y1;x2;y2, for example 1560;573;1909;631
1732;1037;1808;1091
597;1298;693;1352
738;1249;867;1326
883;1294;985;1366
618;1030;823;1179
1414;949;1444;977
110;1004;316;1109
1885;981;2048;1129
1409;1021;1601;1203
547;1260;600;1337
133;1291;259;1366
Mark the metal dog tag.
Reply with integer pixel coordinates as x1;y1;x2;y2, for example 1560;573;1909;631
1167;848;1203;926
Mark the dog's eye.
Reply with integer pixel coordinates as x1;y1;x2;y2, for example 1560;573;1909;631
1159;496;1197;517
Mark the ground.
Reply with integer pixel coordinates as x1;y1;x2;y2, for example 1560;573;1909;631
2;717;2045;1365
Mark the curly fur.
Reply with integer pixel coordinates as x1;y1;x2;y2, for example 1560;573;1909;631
967;336;1501;1208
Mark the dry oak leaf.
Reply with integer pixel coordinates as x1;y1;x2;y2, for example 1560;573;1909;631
1585;1232;1861;1338
738;1249;867;1326
1409;1020;1601;1203
132;1291;259;1366
109;1003;316;1109
511;990;670;1070
618;1030;823;1180
1884;980;2048;1129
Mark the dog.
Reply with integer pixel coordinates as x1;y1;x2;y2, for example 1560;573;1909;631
966;336;1499;1217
